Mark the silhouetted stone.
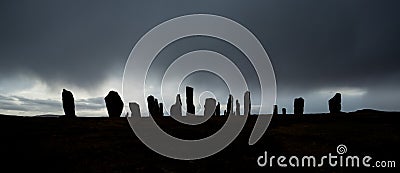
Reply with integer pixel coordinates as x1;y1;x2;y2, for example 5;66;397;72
294;97;304;115
236;99;240;115
223;110;227;116
244;91;251;116
186;86;195;115
154;99;159;109
147;95;161;116
62;89;76;117
104;91;124;118
204;98;216;116
329;93;342;114
282;108;287;115
214;102;220;116
273;104;278;115
147;95;155;116
129;102;141;117
170;94;182;116
159;103;163;116
226;94;233;116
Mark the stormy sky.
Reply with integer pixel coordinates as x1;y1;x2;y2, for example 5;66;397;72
0;0;399;116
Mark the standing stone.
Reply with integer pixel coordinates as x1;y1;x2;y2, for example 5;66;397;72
104;91;124;118
147;95;155;116
236;100;240;116
244;91;251;116
170;94;182;116
147;95;161;116
154;99;159;110
273;105;278;115
159;103;164;116
226;94;233;116
282;108;287;115
230;95;234;115
62;89;76;117
223;110;227;116
204;98;216;116
214;102;221;116
186;86;195;115
294;97;304;115
154;99;160;115
129;102;141;117
329;93;342;114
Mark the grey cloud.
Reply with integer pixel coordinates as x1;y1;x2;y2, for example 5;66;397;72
75;97;105;110
0;0;399;114
0;95;60;112
0;94;105;115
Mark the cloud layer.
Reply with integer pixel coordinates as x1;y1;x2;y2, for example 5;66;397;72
1;0;399;116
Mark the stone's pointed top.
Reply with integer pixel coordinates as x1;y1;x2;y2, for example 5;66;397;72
329;93;342;114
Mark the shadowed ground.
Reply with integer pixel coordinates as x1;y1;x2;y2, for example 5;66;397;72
0;112;398;172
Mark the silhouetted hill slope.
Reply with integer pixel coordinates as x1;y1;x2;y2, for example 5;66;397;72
353;109;388;114
35;114;63;117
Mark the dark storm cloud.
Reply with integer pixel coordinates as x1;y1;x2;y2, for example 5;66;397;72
0;0;399;113
258;0;400;91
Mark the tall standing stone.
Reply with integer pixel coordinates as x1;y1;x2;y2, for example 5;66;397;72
129;102;141;117
282;108;287;115
244;91;251;116
273;105;278;115
214;102;220;116
186;86;195;115
104;91;124;118
204;98;216;116
294;97;304;115
159;103;164;116
329;93;342;114
62;89;76;117
147;95;155;116
170;94;182;116
147;95;161;116
226;94;233;116
236;99;240;116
